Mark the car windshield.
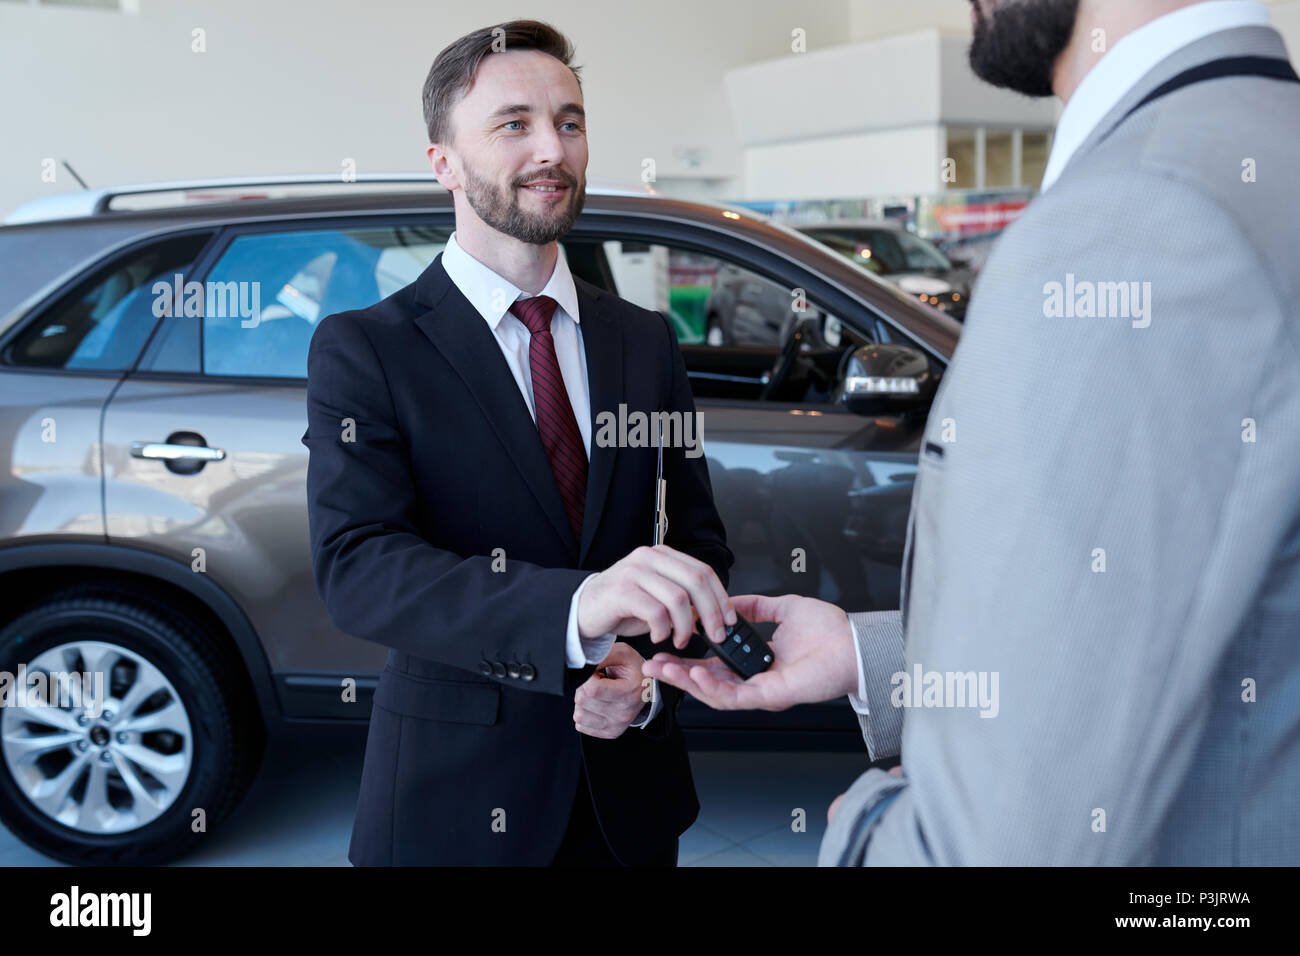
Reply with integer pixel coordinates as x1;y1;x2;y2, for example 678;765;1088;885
804;228;952;274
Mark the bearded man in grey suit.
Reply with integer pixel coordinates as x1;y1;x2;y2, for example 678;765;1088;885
645;0;1300;865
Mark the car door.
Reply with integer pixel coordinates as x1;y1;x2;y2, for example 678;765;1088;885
0;229;216;545
100;219;450;716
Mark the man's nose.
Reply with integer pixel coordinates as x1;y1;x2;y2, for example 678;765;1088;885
529;122;567;165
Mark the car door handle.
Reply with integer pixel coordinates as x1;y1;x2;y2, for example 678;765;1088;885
130;441;226;462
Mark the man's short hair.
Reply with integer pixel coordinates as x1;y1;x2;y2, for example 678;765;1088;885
422;19;583;146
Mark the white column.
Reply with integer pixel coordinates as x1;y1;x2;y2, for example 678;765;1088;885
1011;128;1024;187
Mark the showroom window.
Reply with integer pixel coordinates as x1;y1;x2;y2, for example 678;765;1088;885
945;127;1053;190
197;224;448;378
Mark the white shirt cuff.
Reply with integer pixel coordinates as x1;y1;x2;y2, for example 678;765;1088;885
568;577;660;729
630;677;663;728
847;617;870;716
566;573;616;667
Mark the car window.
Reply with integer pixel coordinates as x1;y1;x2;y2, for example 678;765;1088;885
139;307;200;374
564;237;878;405
802;230;887;274
860;231;905;274
806;228;952;276
585;239;854;351
4;232;213;371
893;230;952;271
201;225;448;378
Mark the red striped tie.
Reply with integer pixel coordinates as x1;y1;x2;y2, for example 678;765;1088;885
508;295;587;544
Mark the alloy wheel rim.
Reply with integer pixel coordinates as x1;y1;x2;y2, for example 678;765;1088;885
1;640;194;834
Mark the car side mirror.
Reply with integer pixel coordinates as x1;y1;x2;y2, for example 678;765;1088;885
839;343;934;416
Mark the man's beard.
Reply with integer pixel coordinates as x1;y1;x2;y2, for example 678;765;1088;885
462;164;585;245
968;0;1081;97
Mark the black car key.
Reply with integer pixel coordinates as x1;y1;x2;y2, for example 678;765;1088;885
691;613;775;679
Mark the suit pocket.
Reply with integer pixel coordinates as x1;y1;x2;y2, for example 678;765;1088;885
372;666;501;726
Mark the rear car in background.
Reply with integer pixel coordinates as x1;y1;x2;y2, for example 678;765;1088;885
799;221;973;320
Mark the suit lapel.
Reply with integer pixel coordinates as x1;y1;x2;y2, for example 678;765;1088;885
574;278;622;566
412;254;578;559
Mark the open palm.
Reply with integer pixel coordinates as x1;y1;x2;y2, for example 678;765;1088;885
641;593;859;711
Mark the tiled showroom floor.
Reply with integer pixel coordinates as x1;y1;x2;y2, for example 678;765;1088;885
0;723;875;867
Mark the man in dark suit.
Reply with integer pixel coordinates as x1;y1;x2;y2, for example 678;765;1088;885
301;19;734;865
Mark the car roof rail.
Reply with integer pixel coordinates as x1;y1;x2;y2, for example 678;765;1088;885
3;173;657;225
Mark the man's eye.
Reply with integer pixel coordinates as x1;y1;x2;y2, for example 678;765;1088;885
561;122;582;132
503;120;523;131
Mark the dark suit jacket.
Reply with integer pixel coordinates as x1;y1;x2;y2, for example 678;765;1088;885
301;252;733;865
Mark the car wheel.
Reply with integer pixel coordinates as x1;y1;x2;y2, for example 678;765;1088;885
0;587;265;864
705;313;725;346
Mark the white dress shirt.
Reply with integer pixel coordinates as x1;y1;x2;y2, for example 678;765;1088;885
846;0;1276;717
1040;0;1271;192
848;619;873;716
440;231;661;728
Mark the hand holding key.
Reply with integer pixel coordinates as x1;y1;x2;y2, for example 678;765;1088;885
642;593;856;710
576;544;735;649
690;612;775;679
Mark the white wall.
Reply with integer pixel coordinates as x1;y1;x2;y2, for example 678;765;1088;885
725;29;1056;198
0;0;849;218
3;0;1298;219
726;30;943;144
849;0;973;41
742;124;946;198
848;0;1300;46
1271;0;1300;47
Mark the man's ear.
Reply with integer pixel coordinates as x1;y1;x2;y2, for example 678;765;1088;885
427;142;460;191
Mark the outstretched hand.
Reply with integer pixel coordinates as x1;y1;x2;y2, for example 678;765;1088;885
641;593;859;711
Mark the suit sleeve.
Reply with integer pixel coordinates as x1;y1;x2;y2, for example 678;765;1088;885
302;310;590;697
847;611;905;759
626;311;736;738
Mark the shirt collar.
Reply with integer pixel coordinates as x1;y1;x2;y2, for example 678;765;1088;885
440;231;581;331
1040;0;1270;192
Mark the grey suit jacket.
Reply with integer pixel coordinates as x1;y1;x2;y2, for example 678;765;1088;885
821;24;1300;866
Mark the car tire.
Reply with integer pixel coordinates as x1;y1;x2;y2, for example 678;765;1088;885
0;586;265;864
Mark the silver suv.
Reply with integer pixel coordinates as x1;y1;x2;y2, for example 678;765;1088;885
0;175;957;864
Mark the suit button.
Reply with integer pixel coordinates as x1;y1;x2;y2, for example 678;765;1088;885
507;662;521;679
479;660;493;676
492;661;507;678
520;664;536;681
